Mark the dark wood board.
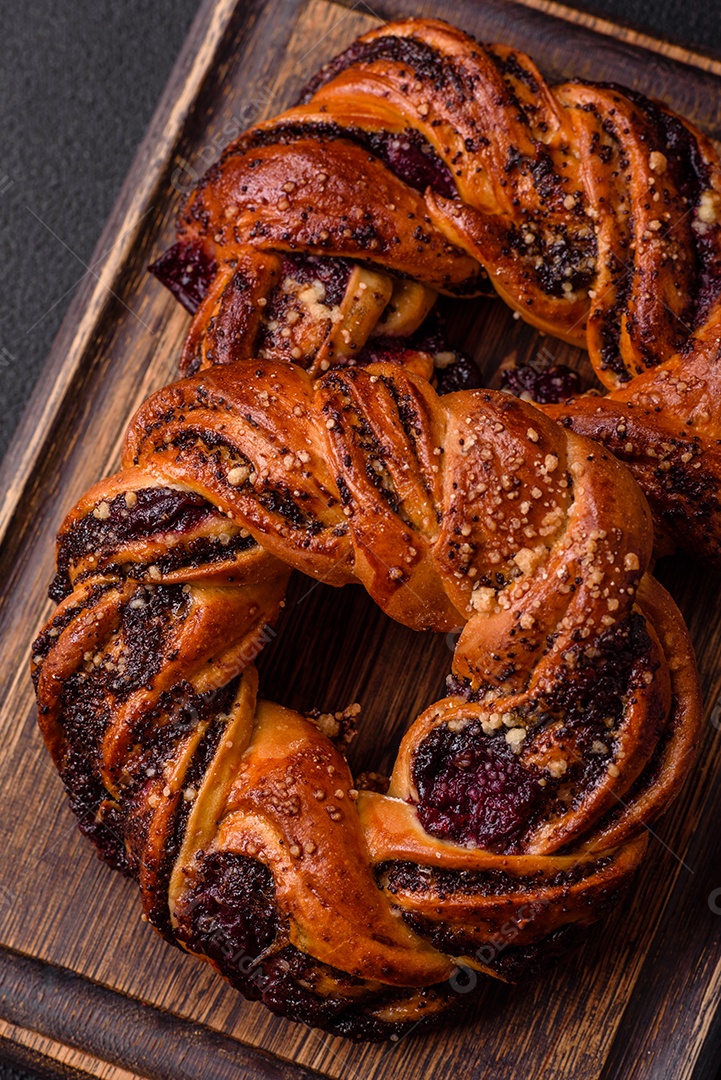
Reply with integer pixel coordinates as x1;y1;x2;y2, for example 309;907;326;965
1;1;721;1077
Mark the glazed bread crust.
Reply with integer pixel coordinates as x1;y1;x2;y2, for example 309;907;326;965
153;17;721;561
33;17;711;1041
33;359;700;1039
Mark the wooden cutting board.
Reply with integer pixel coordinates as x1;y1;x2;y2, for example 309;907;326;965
1;1;721;1077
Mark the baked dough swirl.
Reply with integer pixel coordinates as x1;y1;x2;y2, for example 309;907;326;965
33;357;700;1039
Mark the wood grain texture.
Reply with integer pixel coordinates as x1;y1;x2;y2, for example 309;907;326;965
1;1;721;1078
0;947;326;1080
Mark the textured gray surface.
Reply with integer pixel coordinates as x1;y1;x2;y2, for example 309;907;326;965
0;0;200;461
1;2;721;1079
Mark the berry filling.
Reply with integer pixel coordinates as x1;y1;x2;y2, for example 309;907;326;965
413;720;543;853
278;254;353;309
501;362;581;404
434;352;483;395
365;128;457;199
149;240;217;314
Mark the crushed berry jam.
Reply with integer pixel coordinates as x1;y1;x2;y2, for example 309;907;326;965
434;352;483;395
148;240;217;314
410;311;484;392
354;337;424;369
278;254;352;308
365;128;456;199
445;673;474;699
501;363;580;404
106;488;213;537
413;720;544;853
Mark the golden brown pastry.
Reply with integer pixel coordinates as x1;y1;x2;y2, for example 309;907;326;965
151;17;721;561
33;358;700;1039
542;309;721;562
33;16;710;1042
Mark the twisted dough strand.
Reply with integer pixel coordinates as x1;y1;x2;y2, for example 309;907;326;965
543;308;721;561
33;358;700;1038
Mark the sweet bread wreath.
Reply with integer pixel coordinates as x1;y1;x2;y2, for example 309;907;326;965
33;18;713;1040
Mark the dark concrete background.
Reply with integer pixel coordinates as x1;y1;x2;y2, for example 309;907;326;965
1;2;720;1079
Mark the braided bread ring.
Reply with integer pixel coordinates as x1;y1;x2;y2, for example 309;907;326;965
33;356;700;1039
150;17;721;562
